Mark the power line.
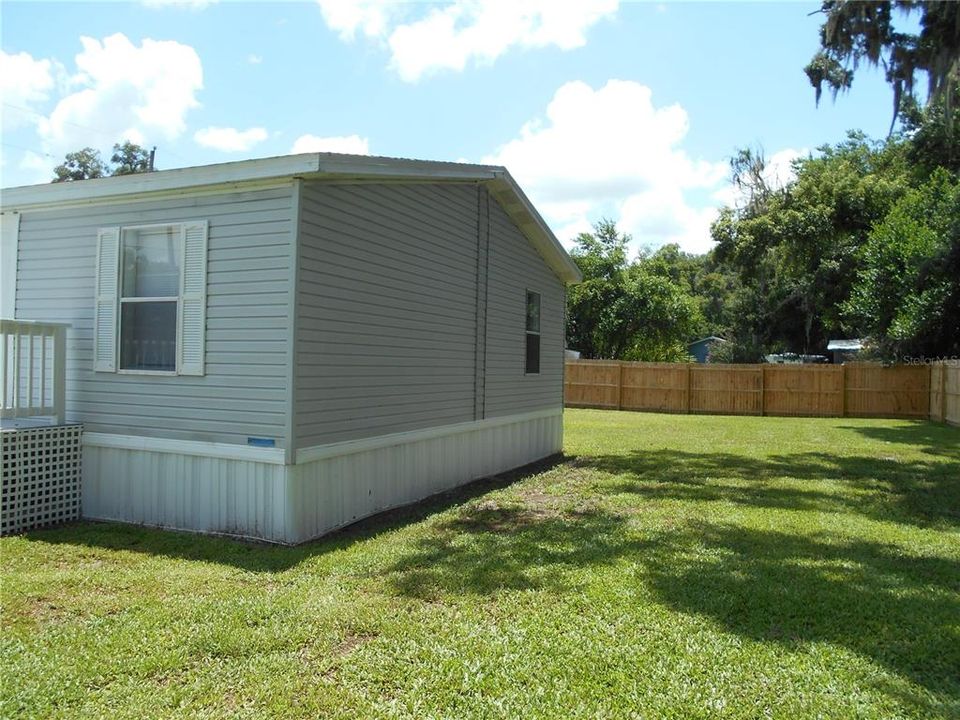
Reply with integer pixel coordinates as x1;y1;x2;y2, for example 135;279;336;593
1;102;193;165
3;102;122;142
0;141;56;159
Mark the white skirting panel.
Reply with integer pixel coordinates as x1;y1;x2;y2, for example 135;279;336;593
81;409;564;544
83;445;290;543
287;408;563;544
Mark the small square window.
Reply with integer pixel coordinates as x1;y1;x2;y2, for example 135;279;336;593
525;290;540;374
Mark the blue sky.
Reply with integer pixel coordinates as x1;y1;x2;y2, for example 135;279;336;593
1;1;893;254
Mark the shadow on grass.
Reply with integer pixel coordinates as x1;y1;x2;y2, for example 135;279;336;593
15;422;960;712
374;429;960;710
838;419;960;460
386;505;640;598
20;455;567;574
638;522;960;713
583;448;960;529
380;497;959;711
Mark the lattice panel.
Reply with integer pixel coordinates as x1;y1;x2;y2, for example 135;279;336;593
1;425;82;535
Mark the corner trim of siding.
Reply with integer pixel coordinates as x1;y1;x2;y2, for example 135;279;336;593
1;212;20;318
295;407;562;464
284;179;303;464
83;432;287;464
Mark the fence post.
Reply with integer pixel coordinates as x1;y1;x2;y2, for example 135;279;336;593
940;361;948;423
684;363;691;414
53;325;66;426
759;364;765;416
841;364;847;417
616;361;623;411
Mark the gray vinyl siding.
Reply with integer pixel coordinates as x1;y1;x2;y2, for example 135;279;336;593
295;182;480;446
14;185;295;446
483;197;566;417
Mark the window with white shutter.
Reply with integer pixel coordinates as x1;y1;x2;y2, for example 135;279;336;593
179;221;208;376
94;221;208;376
94;227;120;372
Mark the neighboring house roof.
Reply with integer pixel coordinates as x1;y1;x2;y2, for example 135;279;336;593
765;353;829;364
688;335;727;347
826;339;864;351
0;153;582;284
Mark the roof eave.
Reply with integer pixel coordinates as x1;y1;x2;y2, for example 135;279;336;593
0;154;322;210
0;153;508;210
485;171;582;285
0;152;582;284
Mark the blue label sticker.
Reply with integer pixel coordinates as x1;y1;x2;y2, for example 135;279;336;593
247;437;276;448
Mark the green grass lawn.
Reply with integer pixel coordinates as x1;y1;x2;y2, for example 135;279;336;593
2;411;959;719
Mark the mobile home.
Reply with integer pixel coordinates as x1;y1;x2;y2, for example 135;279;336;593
0;153;581;543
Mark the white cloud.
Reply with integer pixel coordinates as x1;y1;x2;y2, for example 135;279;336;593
247;54;263;65
290;134;370;155
317;0;395;41
711;146;807;209
0;51;57;130
16;150;53;185
35;33;203;159
19;150;48;170
620;189;720;255
194;126;268;152
483;79;728;255
763;147;805;188
318;0;618;82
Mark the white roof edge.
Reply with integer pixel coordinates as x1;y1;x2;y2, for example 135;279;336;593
486;171;582;284
1;154;319;208
0;151;581;284
0;153;503;209
826;339;864;350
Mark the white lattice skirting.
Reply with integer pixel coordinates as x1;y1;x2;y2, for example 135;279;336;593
1;424;83;535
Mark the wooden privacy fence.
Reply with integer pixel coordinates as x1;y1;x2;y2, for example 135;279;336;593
931;362;960;425
565;360;960;423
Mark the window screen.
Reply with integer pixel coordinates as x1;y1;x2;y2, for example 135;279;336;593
119;226;181;371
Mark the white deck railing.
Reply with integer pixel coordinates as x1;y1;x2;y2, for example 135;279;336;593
1;319;69;425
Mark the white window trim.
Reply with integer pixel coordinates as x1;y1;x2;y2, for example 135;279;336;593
116;223;184;376
96;220;207;377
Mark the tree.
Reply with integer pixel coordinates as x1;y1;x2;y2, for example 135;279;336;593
110;142;153;176
805;1;960;128
637;243;740;341
52;142;154;182
900;88;960;176
565;220;629;359
728;146;784;215
844;169;960;358
641;243;702;292
710;133;910;356
619;265;703;362
566;221;702;361
692;266;739;337
52;148;108;182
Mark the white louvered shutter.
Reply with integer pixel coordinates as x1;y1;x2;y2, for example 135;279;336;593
93;227;120;372
179;221;208;375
